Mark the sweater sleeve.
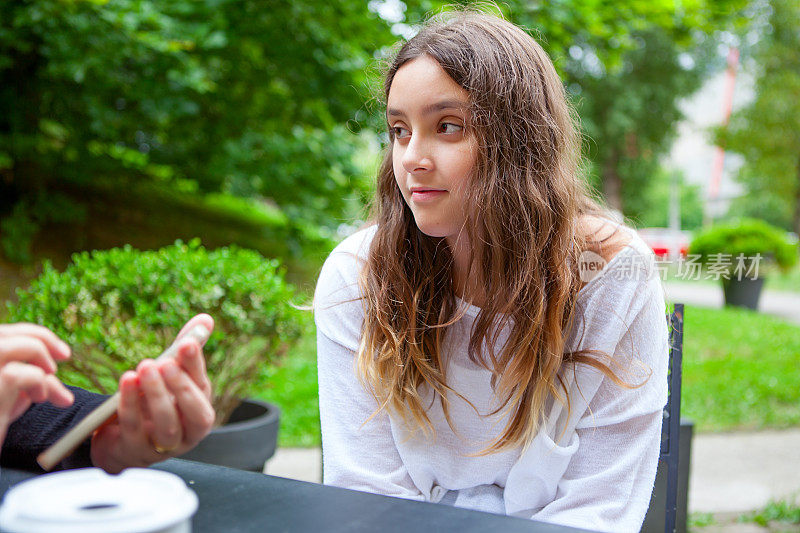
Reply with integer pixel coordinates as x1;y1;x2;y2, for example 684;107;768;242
314;233;425;501
527;246;669;532
1;386;107;472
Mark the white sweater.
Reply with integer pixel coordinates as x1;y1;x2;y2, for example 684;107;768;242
314;226;668;532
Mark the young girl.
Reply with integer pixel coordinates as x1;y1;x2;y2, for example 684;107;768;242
314;10;668;533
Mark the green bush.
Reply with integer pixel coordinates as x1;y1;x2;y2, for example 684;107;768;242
689;218;799;275
6;240;304;424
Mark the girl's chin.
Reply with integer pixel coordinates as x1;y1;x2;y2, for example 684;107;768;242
412;220;456;240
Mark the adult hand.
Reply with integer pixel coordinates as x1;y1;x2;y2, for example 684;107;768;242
90;314;216;473
0;324;74;447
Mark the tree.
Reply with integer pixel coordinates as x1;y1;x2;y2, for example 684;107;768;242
721;0;800;235
628;168;705;230
570;28;716;216
0;0;394;264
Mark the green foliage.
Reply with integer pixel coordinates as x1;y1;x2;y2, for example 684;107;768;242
765;263;800;293
571;28;718;213
0;0;753;269
689;218;799;273
682;305;800;431
0;177;335;286
406;0;745;68
726;186;795;233
82;178;336;271
0;192;86;264
0;0;394;252
6;240;305;424
627;168;704;230
0;202;38;264
739;497;800;527
720;0;800;235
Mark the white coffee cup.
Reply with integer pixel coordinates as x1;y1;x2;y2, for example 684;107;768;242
0;468;198;533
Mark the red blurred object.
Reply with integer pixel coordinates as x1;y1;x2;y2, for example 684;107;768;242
637;228;690;259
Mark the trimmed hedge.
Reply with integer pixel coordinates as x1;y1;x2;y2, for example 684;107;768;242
6;240;305;424
689;218;798;274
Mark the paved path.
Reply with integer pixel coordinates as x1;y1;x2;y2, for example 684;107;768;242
265;428;800;515
264;447;321;483
689;429;800;514
664;282;800;324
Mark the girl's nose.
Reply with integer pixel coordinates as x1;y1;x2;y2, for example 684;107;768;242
402;136;433;174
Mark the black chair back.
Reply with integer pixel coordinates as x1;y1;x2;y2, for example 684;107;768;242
661;303;684;533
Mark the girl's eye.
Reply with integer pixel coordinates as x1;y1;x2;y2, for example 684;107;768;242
439;122;463;134
392;126;410;139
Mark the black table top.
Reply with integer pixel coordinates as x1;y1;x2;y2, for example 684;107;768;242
1;460;594;533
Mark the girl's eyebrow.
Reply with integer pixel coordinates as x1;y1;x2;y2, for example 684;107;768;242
387;99;468;118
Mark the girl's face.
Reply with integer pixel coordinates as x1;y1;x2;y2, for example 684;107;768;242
387;55;477;247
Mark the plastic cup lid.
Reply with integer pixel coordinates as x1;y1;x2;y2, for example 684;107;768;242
0;467;198;533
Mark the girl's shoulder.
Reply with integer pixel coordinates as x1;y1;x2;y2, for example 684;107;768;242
314;227;377;345
579;215;634;261
315;224;377;301
327;224;378;263
578;216;657;295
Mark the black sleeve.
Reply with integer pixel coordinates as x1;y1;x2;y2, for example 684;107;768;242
1;386;108;472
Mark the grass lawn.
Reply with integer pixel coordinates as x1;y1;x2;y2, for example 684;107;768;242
261;303;800;447
256;329;322;447
682;305;800;431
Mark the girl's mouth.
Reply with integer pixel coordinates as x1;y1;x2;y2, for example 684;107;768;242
410;188;447;202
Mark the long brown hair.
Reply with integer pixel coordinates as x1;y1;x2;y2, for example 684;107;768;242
358;10;628;454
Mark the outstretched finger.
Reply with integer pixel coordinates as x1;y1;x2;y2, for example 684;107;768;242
159;359;215;444
0;323;71;360
138;359;182;451
43;374;75;408
0;335;59;373
0;363;72;421
175;314;214;344
117;370;145;439
0;362;48;405
174;341;211;398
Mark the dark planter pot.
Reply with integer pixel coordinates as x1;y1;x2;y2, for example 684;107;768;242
722;276;765;310
178;398;280;472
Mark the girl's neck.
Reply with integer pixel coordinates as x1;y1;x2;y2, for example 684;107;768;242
447;233;486;308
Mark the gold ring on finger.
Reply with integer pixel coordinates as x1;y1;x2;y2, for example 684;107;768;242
150;438;178;455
